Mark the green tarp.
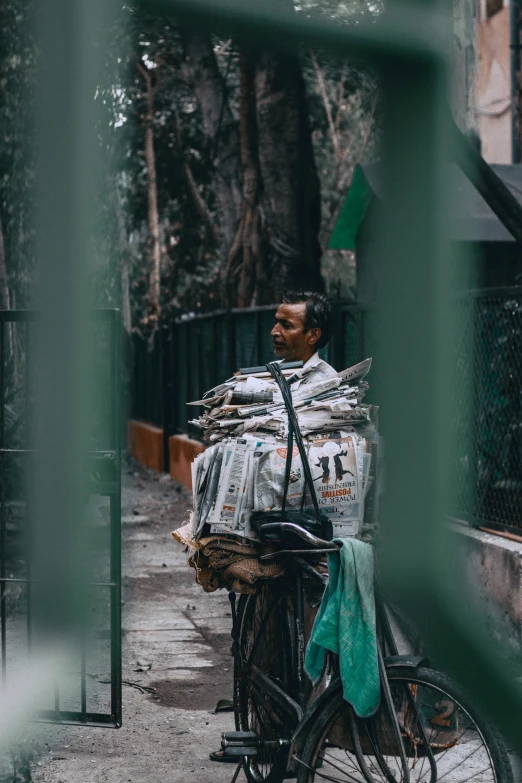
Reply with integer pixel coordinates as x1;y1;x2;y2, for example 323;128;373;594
328;164;373;251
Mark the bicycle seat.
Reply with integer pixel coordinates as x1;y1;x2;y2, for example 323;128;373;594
251;508;332;544
256;521;339;551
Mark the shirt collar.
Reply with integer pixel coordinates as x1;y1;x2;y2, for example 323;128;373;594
302;352;322;371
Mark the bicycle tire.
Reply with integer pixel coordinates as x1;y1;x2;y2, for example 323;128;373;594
296;665;513;783
234;583;297;783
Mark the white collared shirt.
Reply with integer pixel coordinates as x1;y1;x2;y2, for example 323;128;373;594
293;351;337;387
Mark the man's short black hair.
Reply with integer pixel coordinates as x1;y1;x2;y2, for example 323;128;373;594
281;291;333;350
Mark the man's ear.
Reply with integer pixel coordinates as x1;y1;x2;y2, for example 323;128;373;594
307;327;321;346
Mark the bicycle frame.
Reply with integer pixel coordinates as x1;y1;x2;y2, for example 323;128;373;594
231;555;434;780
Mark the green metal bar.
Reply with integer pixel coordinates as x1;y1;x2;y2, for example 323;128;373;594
0;321;6;684
161;327;173;471
0;311;38;322
36;710;120;727
33;0;124;732
0;578;118;588
147;0;447;64
109;309;122;727
371;6;522;752
25;321;33;654
80;641;87;719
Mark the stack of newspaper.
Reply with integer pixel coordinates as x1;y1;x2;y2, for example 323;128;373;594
189;359;377;542
188;358;372;442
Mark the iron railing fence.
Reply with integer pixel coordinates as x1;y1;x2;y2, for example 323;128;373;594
131;289;521;534
0;309;122;727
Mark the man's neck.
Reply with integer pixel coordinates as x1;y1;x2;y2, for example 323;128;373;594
300;349;318;366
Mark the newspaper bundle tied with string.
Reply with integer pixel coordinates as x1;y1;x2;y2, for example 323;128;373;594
181;356;379;547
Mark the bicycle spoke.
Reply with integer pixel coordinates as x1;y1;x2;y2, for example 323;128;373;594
295;754;359;783
454;766;495;783
429;722;476;769
322;750;366;783
237;585;294;783
341;747;367;776
302;675;503;783
436;743;484;783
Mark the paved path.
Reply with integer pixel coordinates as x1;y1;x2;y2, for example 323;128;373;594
32;461;238;783
20;460;522;783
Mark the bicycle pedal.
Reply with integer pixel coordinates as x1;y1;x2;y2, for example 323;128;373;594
222;731;258;746
221;746;258;757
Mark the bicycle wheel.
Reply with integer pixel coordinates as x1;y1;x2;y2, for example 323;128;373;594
234;583;297;783
296;665;513;783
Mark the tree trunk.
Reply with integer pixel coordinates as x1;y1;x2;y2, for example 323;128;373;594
225;51;264;307
227;41;323;306
181;31;242;262
138;63;162;323
111;182;132;333
255;46;323;299
173;110;220;246
181;22;323;306
121;260;131;334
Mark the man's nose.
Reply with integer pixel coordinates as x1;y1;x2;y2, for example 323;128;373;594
270;324;279;337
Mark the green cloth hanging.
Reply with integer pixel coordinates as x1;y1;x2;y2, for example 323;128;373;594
305;538;380;718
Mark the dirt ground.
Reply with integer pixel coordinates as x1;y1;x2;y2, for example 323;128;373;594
30;460;239;783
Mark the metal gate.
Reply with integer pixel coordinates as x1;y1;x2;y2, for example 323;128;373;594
0;308;122;727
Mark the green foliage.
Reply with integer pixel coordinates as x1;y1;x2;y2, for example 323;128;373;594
0;2;380;323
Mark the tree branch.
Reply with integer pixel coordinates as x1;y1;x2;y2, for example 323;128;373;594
138;59;162;321
322;90;378;249
334;62;346;138
311;52;340;161
174;111;220;246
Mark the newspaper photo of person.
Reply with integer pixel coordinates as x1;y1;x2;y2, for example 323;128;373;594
308;433;362;536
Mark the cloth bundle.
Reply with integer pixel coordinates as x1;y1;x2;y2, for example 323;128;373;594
172;520;285;593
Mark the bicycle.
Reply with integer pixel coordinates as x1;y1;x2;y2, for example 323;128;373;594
224;523;513;783
219;362;513;783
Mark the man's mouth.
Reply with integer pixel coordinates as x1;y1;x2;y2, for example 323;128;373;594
273;340;284;351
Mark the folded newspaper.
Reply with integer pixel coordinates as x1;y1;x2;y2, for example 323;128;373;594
189;358;378;542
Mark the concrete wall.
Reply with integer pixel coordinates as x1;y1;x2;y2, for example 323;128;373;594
128;420;164;473
453;523;522;654
128;420;206;491
168;434;205;490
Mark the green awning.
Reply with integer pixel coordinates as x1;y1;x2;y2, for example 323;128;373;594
327;164;373;251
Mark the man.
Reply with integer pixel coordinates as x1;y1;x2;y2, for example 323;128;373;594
210;290;335;764
271;290;336;384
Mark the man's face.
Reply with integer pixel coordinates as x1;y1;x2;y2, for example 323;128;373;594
270;303;321;363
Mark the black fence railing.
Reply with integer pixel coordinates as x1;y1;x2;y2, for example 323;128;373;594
130;290;521;533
